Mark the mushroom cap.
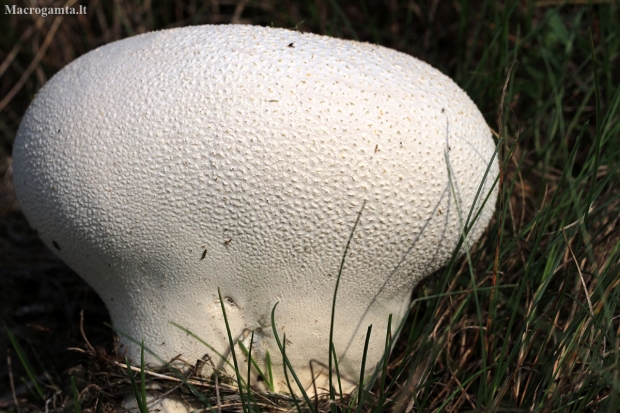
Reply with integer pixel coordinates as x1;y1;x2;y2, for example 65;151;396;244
12;24;498;394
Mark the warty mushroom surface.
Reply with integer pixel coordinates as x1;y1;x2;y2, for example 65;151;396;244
12;24;499;395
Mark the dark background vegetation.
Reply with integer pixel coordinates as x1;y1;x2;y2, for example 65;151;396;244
1;0;619;412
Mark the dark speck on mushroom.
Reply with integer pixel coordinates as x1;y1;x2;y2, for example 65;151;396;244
288;42;295;48
52;240;60;250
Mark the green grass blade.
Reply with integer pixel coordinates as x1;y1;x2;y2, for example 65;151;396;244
266;350;274;392
244;330;257;411
218;287;248;413
71;376;81;413
247;331;253;397
107;323;210;406
377;314;392;409
271;302;316;413
139;340;146;412
238;340;273;392
125;356;148;413
330;342;343;400
170;321;236;373
434;366;493;411
3;323;44;400
281;336;303;413
585;28;602;223
328;0;359;40
328;200;366;409
355;325;372;413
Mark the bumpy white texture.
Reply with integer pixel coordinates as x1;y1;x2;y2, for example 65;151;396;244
13;25;498;395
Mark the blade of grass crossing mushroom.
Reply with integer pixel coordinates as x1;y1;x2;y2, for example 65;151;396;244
281;335;303;413
459;139;503;379
106;322;160;359
107;323;210;405
4;323;45;400
238;340;274;391
355;325;373;413
245;330;256;408
444;150;488;393
462;142;502;234
218;287;249;413
328;200;366;411
139;340;146;411
170;321;237;373
125;343;147;413
71;376;81;413
266;350;274;392
330;342;344;399
377;314;392;409
125;359;146;413
271;302;316;413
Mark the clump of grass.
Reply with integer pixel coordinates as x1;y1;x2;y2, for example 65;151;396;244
2;1;619;413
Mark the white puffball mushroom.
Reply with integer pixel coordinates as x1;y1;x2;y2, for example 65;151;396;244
12;25;498;395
